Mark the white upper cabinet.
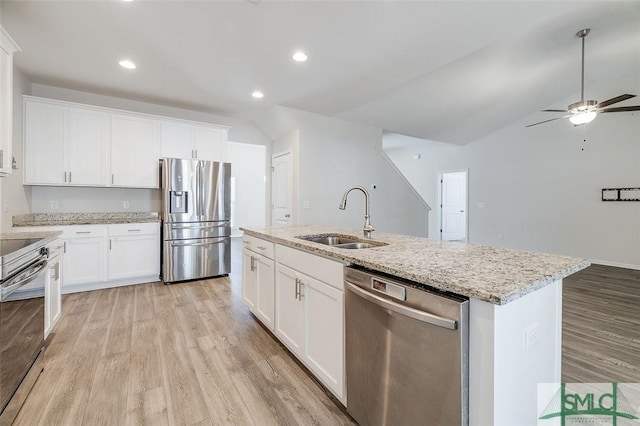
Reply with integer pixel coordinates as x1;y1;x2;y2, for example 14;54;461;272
68;108;110;185
0;26;20;176
23;96;228;187
24;99;110;186
24;100;67;184
160;119;228;162
160;120;193;159
110;114;159;188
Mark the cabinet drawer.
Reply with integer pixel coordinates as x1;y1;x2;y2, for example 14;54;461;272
109;222;159;237
276;245;344;290
243;234;275;259
61;225;107;239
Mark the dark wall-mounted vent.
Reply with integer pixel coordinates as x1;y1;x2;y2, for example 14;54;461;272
602;188;640;202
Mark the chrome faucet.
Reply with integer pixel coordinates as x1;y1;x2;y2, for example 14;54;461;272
339;185;375;238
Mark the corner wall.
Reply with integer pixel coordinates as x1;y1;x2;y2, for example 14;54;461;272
279;108;429;237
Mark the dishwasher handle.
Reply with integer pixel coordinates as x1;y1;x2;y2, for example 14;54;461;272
346;281;458;330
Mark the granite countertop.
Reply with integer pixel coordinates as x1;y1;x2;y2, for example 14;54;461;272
241;225;591;305
13;212;160;227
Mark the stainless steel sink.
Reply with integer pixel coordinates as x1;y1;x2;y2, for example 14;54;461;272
296;234;387;249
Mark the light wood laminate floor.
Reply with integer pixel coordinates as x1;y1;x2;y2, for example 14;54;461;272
14;242;640;424
15;239;355;425
562;264;640;383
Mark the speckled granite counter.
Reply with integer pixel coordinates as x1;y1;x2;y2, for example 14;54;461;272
241;225;590;305
13;212;160;227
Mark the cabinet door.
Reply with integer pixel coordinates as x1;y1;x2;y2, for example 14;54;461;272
304;275;345;399
255;255;275;331
275;264;305;356
193;126;225;161
242;249;257;311
45;254;62;338
110;114;159;188
68;108;110;185
0;29;18;176
108;234;160;280
160;120;194;159
62;237;107;287
24;100;67;184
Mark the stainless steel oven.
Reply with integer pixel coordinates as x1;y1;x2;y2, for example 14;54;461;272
0;239;49;425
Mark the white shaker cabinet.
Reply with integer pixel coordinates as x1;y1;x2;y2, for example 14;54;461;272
242;235;276;330
160;119;228;162
110;114;160;188
24;98;110;186
62;227;108;288
24;100;67;184
0;26;19;176
107;223;160;280
270;243;345;402
45;241;63;339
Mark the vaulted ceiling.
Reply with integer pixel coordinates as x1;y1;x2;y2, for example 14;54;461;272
1;1;638;145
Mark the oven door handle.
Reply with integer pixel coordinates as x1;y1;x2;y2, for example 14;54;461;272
345;281;458;330
1;257;48;299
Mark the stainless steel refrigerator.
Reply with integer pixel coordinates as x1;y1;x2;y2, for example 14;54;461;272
161;158;231;283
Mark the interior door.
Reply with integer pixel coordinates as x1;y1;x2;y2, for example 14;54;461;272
272;152;292;226
440;171;467;241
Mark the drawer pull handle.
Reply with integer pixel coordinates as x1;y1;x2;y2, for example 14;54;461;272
257;246;266;250
75;231;91;234
128;229;141;232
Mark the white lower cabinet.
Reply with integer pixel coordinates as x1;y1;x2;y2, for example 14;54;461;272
62;228;108;288
19;223;160;293
272;244;345;402
45;242;63;338
242;236;276;330
108;224;160;280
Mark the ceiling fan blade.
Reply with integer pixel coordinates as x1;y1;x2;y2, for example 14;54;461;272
599;106;640;113
526;115;572;128
541;109;569;112
596;94;636;108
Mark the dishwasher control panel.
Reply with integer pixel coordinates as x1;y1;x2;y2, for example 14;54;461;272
371;277;406;301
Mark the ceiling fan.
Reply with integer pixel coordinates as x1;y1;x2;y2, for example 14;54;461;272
527;28;640;128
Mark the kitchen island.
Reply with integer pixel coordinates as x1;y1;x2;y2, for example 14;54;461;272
241;225;590;426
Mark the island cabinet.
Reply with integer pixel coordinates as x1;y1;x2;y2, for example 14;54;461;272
242;235;275;330
274;245;345;402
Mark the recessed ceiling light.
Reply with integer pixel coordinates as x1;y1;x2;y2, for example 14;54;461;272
252;91;264;99
119;59;136;69
292;51;308;62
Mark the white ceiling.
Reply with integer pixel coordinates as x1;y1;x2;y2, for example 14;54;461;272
1;1;639;145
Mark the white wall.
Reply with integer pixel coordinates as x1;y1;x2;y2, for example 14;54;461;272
384;75;640;268
272;107;429;237
228;141;267;234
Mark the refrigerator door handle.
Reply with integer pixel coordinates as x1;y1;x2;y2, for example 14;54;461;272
170;223;227;230
170;239;226;247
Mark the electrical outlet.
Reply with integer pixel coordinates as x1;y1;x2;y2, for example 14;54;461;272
525;323;540;351
498;233;504;240
477;202;486;208
123;201;130;209
3;201;8;213
50;200;58;210
302;200;310;209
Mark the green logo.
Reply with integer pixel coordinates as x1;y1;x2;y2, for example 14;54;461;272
539;383;639;425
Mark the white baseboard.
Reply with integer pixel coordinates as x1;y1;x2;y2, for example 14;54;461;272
590;259;640;271
62;275;159;295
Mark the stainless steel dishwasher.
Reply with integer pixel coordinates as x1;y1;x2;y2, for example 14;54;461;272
345;266;469;426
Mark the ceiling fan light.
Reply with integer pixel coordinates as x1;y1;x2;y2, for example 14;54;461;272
569;111;597;125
